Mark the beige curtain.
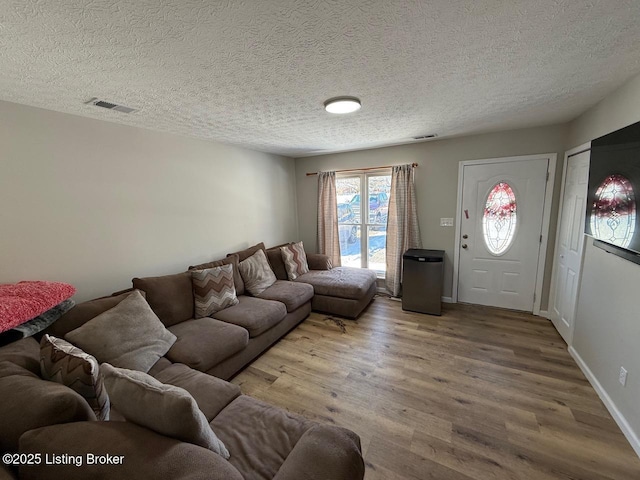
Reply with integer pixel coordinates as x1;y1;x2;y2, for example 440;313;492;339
386;164;422;296
317;171;342;267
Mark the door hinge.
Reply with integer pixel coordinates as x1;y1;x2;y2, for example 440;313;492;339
546;171;550;182
540;234;543;243
533;292;537;303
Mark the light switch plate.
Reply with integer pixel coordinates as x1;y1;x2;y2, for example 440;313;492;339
440;218;454;227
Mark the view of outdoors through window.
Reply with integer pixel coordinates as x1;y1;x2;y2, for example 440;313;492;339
336;173;391;275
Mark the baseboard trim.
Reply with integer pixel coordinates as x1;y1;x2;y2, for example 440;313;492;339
568;346;640;458
538;309;549;319
441;296;454;303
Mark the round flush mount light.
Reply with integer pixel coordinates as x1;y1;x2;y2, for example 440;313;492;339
324;96;361;114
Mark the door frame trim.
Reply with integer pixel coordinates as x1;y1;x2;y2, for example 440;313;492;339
547;142;591;343
452;153;557;315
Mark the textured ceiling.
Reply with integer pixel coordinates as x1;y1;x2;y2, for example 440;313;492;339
1;1;639;157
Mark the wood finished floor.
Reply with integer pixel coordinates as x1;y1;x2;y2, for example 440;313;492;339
232;297;640;480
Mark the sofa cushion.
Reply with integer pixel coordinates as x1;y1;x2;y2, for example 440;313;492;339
40;335;110;421
265;243;291;280
271;425;365;480
294;267;377;300
0;361;96;452
166;317;248;371
65;291;177;373
132;272;194;327
238;249;277;296
306;253;333;271
19;421;244;480
211;395;314;480
0;337;40;374
190;254;245;296
213;296;286;338
227;242;267;262
280;241;310;280
147;356;173;377
154;363;241;422
192;264;239;318
257;281;314;313
101;364;229;459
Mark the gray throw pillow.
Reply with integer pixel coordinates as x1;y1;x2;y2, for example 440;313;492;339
65;291;176;373
101;363;229;459
238;249;277;295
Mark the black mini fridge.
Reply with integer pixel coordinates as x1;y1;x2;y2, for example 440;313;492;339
401;249;444;315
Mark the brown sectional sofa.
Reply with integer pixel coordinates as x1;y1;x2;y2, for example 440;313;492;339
129;268;313;380
117;242;375;380
0;336;364;480
0;241;377;479
47;242;376;383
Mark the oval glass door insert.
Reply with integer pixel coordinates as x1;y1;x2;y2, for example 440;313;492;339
590;174;636;248
482;182;517;255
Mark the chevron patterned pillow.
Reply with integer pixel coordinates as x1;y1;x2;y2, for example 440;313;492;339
280;241;310;280
40;334;110;421
191;264;239;318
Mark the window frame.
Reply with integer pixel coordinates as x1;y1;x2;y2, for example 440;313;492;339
336;169;391;277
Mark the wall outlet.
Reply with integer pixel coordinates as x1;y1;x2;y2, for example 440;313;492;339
619;367;628;387
440;218;454;227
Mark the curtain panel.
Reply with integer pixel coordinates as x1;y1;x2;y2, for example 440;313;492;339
317;171;342;267
385;164;422;296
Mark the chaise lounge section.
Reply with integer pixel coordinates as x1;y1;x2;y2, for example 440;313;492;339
265;243;378;319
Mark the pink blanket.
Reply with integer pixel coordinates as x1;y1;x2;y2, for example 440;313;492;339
0;281;76;333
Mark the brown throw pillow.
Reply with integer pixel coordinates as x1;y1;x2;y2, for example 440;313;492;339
40;334;110;421
191;264;239;318
280;241;310;280
101;363;230;459
65;291;177;373
238;249;277;296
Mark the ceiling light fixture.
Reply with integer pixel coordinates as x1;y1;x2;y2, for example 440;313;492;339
324;96;361;114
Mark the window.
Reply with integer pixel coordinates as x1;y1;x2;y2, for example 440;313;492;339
482;182;517;255
590;174;636;248
336;172;391;275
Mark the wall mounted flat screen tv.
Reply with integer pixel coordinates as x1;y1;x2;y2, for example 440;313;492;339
586;120;640;265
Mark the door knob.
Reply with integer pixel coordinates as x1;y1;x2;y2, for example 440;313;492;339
462;244;468;249
462;234;468;239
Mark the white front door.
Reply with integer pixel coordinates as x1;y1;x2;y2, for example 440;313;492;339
458;158;549;311
549;150;590;344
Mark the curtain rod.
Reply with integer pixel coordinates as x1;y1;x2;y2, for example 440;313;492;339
306;162;418;176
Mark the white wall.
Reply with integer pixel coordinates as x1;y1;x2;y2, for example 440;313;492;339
0;100;298;302
567;72;640;452
295;124;568;308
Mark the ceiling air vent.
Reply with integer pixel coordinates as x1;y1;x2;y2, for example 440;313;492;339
412;134;437;140
85;97;138;114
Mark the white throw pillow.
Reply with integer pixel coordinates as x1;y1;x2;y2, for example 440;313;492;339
238;249;277;295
